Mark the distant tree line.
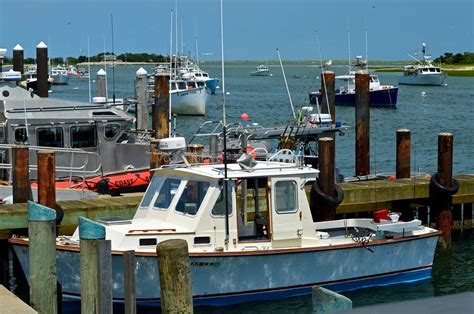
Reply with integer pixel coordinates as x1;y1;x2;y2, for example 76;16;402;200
3;52;169;65
434;52;474;65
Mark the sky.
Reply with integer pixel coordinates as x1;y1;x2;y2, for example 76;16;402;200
0;0;472;61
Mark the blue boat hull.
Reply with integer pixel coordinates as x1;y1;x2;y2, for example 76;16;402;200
310;87;398;108
205;79;218;94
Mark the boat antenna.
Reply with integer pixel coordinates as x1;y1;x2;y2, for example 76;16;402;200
175;0;179;78
87;36;91;103
315;30;331;120
169;10;173;137
194;18;199;66
365;17;369;73
103;33;108;101
110;13;116;104
276;48;296;119
220;0;230;248
347;16;351;72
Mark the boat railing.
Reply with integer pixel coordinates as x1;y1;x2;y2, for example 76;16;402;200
0;144;103;192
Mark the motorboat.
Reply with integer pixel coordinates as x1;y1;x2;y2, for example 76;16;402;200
309;57;398;108
0;82;152;195
0;69;21;81
10;156;441;306
51;66;70;85
180;68;219;94
398;43;446;86
251;65;270;76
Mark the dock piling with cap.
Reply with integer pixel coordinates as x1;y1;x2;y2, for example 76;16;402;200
36;42;48;98
135;67;148;130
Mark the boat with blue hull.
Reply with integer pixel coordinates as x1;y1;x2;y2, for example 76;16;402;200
10;156;440;307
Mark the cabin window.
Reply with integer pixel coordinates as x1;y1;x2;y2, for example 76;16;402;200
274;181;298;213
14;127;28;144
37;127;64;147
154;178;181;209
187;82;196;89
211;183;234;216
175;180;210;215
203;73;208;77
0;125;5;143
139;175;162;208
104;123;121;140
71;125;96;148
197;81;205;88
170;82;177;91
177;82;186;90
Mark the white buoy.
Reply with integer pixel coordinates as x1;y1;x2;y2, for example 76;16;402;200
225;92;230;95
421;91;427;96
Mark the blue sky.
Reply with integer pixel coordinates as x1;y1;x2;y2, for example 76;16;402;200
0;0;472;61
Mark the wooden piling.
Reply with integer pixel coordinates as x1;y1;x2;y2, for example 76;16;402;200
12;145;31;203
187;144;204;164
36;42;48;98
156;239;193;313
79;216;112;314
135;67;148;130
152;74;170;139
436;132;454;248
28;201;57;314
37;150;56;209
124;250;136;314
355;73;370;176
13;44;24;76
96;69;107;98
317;137;336;221
396;129;411;179
320;71;336;124
150;139;160;171
209;134;218;163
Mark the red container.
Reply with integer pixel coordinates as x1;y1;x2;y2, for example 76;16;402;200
373;209;390;223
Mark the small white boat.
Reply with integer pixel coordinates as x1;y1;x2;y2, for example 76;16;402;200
398;43;446;86
251;65;270;76
10;155;441;307
170;79;209;115
0;69;21;81
51;66;70;85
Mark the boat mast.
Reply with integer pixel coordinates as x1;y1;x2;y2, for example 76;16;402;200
169;10;173;137
194;19;199;66
175;0;179;78
365;18;369;73
111;13;116;105
276;48;296;119
87;36;91;103
315;31;330;121
220;0;230;248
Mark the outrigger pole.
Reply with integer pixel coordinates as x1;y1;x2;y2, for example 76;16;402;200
276;48;296;119
220;0;230;248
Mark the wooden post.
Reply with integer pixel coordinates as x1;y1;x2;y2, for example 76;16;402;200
37;150;56;209
320;71;336;124
187;144;204;164
79;216;112;314
96;69;107;98
28;201;57;314
135;67;148;130
436;132;454;248
311;286;352;313
209;134;218;163
153;74;170;139
12;145;31;203
318;137;336;220
156;239;193;313
396;129;411;179
36;41;48;98
13;44;24;82
124;250;136;314
355;72;370;176
150;139;160;171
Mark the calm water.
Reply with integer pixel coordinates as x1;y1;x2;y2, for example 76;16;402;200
52;63;473;311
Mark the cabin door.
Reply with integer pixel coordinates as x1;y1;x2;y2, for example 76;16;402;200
270;178;303;243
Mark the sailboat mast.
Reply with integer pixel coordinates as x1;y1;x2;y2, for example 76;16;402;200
111;13;116;104
175;0;179;77
169;10;174;137
87;36;91;103
194;19;199;66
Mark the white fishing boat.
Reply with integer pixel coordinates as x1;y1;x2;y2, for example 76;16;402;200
170;79;209;115
398;43;446;86
251;65;270;76
51;66;70;85
0;69;21;81
10;155;440;306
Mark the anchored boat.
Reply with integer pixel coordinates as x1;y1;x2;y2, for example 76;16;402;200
251;65;270;76
398;43;446;86
10;155;440;306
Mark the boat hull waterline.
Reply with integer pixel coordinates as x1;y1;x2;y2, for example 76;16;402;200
171;87;208;115
398;74;446;86
310;87;399;108
11;233;439;306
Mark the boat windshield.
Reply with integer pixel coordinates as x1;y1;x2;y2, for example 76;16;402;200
175;180;210;216
153;177;181;210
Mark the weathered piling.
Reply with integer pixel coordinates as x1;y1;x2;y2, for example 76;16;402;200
36;41;49;98
396;129;411;179
355;73;370;176
134;67;148;130
96;69;107;98
156;239;193;313
187;144;204;164
12;145;31;203
430;132;458;249
13;44;24;77
320;71;336;124
37;150;56;209
152;74;170;139
79;216;112;314
311;286;352;313
150;139;160;170
209;134;219;163
124;250;136;314
28;201;57;314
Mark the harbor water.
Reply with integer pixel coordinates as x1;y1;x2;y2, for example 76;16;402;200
50;63;473;311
